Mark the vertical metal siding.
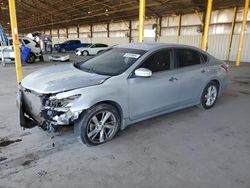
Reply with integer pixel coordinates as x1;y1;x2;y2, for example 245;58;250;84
159;36;178;43
179;35;200;47
207;34;230;60
230;33;250;62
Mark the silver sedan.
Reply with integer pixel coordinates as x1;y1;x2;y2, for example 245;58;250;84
19;43;229;146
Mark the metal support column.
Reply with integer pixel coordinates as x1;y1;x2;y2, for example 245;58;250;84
129;20;132;43
138;0;145;43
90;25;93;43
156;17;162;42
226;7;237;62
107;23;110;38
90;25;93;38
77;25;79;38
195;10;205;48
57;28;59;39
8;0;22;83
202;0;213;51
177;14;182;43
236;0;249;67
66;27;68;38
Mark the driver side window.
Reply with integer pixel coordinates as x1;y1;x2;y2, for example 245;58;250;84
140;49;173;73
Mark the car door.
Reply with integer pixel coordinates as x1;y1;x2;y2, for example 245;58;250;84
97;44;108;53
128;48;181;121
174;48;209;104
89;44;97;54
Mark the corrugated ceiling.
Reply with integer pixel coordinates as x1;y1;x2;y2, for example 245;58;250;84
0;0;245;33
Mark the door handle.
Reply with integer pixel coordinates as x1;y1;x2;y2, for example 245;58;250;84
169;77;178;82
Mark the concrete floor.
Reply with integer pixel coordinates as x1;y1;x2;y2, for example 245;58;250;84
0;54;250;188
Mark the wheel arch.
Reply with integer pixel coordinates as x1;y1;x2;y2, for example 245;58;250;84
210;79;221;94
82;50;89;55
93;100;124;122
97;50;104;54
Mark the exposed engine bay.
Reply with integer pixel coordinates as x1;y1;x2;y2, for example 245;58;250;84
19;86;81;131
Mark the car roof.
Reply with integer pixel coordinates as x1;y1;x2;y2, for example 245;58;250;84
21;37;32;40
114;43;203;52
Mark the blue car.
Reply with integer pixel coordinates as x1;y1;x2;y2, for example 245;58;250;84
54;40;91;52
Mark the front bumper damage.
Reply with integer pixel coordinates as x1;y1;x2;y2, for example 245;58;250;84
18;88;81;131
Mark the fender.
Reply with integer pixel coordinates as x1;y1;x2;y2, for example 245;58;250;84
54;81;129;119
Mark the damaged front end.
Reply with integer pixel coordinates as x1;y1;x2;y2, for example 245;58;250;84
19;87;82;131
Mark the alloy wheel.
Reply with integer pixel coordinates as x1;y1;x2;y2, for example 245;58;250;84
87;110;117;144
204;85;217;107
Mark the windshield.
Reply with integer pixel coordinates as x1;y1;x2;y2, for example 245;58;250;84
78;48;146;76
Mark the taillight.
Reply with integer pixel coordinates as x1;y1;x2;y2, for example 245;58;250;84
35;43;40;48
221;63;229;72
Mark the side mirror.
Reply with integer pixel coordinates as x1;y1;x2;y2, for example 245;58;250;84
134;68;152;78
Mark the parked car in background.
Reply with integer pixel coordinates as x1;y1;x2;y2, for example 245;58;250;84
19;43;229;146
6;37;43;64
54;40;91;52
20;37;43;64
75;43;109;56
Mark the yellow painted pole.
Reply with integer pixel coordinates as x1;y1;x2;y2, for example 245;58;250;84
199;30;203;48
8;0;22;83
138;0;145;43
202;0;213;51
177;14;182;43
236;0;249;67
156;17;161;42
226;7;237;62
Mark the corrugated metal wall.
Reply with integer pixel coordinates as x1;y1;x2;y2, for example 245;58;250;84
230;34;250;62
207;34;230;60
45;7;250;62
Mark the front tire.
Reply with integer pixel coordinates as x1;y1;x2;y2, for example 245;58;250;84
75;104;120;146
82;50;89;56
200;81;219;109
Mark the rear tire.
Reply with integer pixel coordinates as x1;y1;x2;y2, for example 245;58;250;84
75;104;120;146
200;81;219;109
26;53;36;64
82;50;89;56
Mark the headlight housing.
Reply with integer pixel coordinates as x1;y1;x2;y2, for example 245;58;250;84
58;94;81;108
47;94;81;110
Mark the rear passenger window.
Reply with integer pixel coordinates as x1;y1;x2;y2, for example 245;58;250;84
175;49;201;68
140;50;173;73
96;44;107;47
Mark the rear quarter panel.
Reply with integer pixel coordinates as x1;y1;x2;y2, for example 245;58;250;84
204;58;229;96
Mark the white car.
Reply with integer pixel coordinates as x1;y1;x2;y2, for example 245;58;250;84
75;43;108;56
1;37;43;64
20;37;43;63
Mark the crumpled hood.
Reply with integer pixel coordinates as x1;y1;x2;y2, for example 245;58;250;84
21;64;110;94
